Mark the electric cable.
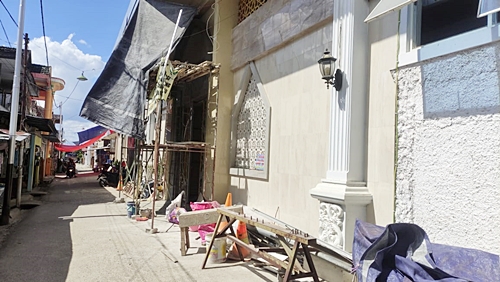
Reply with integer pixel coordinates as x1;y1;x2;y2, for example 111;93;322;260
39;0;50;67
0;0;18;27
0;17;11;47
60;80;80;107
56;95;83;102
181;4;236;41
29;41;103;83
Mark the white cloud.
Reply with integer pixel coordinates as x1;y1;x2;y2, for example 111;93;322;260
78;39;88;46
61;119;96;144
29;34;105;144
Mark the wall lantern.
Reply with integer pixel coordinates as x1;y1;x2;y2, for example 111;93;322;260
318;49;342;91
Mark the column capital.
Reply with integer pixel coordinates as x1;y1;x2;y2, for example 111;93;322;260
310;181;372;207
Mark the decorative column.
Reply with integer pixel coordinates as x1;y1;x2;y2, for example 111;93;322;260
310;0;372;252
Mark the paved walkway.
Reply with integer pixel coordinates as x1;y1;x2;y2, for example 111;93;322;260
0;172;277;282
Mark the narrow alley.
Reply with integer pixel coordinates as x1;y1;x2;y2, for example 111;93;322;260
0;169;276;282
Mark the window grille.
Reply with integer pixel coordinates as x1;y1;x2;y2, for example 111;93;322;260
238;0;267;23
235;75;267;170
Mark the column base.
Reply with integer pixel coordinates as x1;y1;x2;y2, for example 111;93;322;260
310;181;372;252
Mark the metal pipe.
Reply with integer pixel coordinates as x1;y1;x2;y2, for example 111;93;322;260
1;0;26;225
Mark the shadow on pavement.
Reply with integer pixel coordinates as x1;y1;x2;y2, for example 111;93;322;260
0;173;115;282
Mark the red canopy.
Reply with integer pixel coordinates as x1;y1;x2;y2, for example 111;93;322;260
55;129;112;152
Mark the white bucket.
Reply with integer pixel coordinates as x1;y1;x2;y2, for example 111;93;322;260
206;232;227;263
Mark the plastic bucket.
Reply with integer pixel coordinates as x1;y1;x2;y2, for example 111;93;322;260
126;201;136;218
205;232;226;263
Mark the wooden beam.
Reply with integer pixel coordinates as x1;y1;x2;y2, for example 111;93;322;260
178;205;243;227
216;209;316;245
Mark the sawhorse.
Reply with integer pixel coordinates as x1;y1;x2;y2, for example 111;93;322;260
201;208;319;282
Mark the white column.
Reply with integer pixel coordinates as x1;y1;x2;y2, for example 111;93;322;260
310;0;372;252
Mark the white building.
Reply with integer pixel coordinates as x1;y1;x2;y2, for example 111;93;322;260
214;0;500;260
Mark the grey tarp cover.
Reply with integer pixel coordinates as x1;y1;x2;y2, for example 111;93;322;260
80;0;196;139
353;220;500;281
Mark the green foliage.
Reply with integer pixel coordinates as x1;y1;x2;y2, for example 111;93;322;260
75;150;84;160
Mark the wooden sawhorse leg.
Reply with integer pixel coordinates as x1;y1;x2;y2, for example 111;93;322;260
201;214;240;268
282;242;319;282
180;227;189;256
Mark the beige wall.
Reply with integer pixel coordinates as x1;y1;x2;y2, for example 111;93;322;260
229;23;333;234
365;9;399;225
211;0;239;203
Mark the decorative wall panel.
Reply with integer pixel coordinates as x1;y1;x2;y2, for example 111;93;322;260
235;75;267;170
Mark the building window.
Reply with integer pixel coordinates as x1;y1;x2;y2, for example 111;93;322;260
417;0;487;46
398;0;500;65
230;62;271;180
365;0;500;64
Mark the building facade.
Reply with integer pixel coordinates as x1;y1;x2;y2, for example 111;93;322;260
213;0;500;258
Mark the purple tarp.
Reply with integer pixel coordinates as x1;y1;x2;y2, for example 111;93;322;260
353;220;500;281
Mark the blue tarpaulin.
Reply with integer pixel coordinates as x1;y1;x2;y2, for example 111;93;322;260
77;126;108;144
79;0;197;139
353;220;500;281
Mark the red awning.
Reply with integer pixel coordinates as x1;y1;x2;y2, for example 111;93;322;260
55;129;112;152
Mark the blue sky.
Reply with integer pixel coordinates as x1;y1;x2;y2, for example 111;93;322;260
0;0;133;142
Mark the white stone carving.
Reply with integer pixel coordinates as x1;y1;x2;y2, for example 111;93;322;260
318;203;344;248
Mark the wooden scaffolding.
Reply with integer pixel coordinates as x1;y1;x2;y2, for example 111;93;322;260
127;61;220;210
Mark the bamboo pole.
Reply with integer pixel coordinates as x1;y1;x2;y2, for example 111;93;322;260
151;9;183;232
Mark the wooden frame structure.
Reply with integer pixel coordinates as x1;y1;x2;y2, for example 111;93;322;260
132;60;220;231
202;209;320;282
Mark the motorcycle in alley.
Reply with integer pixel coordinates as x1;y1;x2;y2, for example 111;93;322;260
66;165;76;178
97;168;119;188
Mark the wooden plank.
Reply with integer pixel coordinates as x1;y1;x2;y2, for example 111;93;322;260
178;205;243;228
302;244;320;282
180;227;187;256
226;235;301;272
283;241;300;281
278;235;306;273
202;214;224;269
216;209;316;245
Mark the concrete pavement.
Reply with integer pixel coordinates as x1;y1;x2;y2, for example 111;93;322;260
0;169;278;282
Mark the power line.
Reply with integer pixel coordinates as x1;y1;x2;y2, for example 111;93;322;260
60;80;80;107
39;0;49;67
56;95;83;102
0;0;18;27
30;41;103;75
0;18;11;47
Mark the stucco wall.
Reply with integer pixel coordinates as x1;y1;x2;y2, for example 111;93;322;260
396;43;500;253
229;23;333;234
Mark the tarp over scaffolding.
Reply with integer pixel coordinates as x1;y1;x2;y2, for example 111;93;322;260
79;0;197;139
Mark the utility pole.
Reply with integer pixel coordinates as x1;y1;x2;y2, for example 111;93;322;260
1;0;26;226
16;33;29;208
20;33;29;125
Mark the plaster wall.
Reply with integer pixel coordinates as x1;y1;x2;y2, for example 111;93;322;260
366;10;399;225
230;23;332;234
212;0;239;203
396;43;500;253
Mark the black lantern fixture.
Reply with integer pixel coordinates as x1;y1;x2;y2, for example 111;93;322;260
318;49;342;91
77;71;88;81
